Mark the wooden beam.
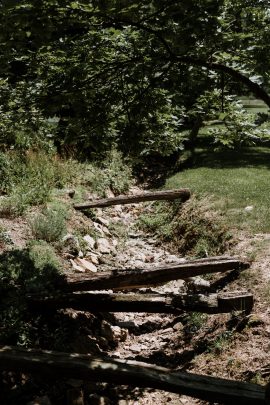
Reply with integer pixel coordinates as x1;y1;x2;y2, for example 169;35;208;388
74;188;191;210
62;257;249;292
27;291;253;314
0;346;266;405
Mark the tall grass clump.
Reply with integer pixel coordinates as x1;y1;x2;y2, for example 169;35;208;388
0;150;77;216
139;197;232;258
29;204;67;242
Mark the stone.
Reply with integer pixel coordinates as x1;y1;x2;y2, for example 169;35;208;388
145;254;155;263
86;252;99;265
27;396;51;405
62;234;80;255
75;257;97;273
173;322;184;332
105;188;115;198
165;255;185;264
83;235;95;250
96;216;110;227
245;205;254;212
130;344;147;353
100;225;111;236
97;238;111;254
88;394;110;405
66;388;84;405
72;335;102;354
100;321;127;343
70;259;85;273
93;222;105;236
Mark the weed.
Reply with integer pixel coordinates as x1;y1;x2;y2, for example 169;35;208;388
186;312;208;333
138;197;232;257
207;331;233;354
250;373;265;385
0;226;13;246
0;151;79;216
263;282;270;303
28;240;61;274
29;205;67;242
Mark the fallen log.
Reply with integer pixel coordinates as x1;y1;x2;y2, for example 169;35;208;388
0;346;266;405
74;188;191;210
63;257;249;291
27;291;253;314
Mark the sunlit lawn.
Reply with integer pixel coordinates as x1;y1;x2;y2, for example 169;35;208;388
166;147;270;233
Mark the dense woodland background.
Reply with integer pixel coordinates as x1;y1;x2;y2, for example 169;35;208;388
0;0;269;160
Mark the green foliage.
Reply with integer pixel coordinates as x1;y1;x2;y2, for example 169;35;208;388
0;151;76;216
91;149;133;196
207;331;233;354
0;245;63;347
209;100;270;148
1;0;268;159
139;197;231;258
138;201;177;242
28;240;61;273
29;205;67;242
171;197;232;257
186;312;208;333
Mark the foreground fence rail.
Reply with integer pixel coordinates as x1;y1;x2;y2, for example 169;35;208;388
0;346;267;405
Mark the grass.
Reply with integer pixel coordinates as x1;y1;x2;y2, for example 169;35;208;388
166;146;270;233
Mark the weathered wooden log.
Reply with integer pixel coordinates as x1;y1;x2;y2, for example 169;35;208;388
27;291;253;314
63;257;248;292
74;188;191;210
0;346;266;405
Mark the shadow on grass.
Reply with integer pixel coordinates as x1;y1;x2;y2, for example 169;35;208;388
193;146;270;170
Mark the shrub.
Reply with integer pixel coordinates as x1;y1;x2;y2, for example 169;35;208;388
29;205;67;242
0;245;62;347
90;149;133;196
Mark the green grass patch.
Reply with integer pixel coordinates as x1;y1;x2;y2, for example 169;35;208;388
166;146;270;233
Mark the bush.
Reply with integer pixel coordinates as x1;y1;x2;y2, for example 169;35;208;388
29;205;67;242
0;245;62;347
76;149;133;197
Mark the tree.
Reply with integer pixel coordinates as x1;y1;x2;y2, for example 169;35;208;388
0;0;269;157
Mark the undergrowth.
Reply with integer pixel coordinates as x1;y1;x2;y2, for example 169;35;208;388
139;196;232;258
0;242;64;348
0;148;133;217
29;204;68;242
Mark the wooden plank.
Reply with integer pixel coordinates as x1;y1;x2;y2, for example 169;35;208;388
27;291;253;314
62;257;249;292
0;346;266;405
74;188;191;210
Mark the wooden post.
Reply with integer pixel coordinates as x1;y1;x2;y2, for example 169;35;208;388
0;346;266;405
27;291;253;314
74;188;191;210
62;257;248;292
